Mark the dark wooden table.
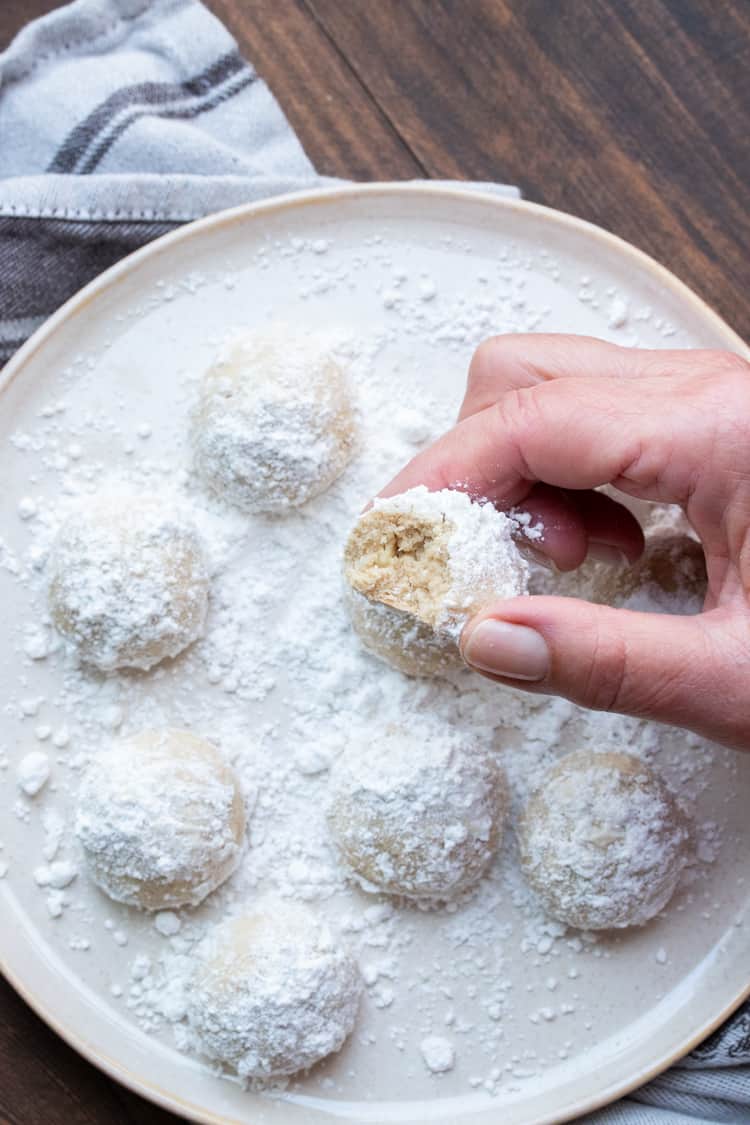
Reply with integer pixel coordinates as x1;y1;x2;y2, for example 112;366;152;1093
0;2;748;1121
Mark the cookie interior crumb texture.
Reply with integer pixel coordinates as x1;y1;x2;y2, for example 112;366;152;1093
191;326;356;514
344;486;529;638
346;508;453;625
519;750;690;930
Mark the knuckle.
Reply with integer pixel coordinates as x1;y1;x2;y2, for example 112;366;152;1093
469;333;536;384
703;348;750;380
571;608;672;720
469;336;506;382
495;383;543;435
699;350;750;406
577;614;631;713
491;386;544;477
705;352;750;442
628;665;687;720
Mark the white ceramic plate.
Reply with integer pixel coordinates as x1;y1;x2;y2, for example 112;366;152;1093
0;185;748;1125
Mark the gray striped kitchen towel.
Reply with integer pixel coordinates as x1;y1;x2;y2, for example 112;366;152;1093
0;2;748;1124
0;0;518;363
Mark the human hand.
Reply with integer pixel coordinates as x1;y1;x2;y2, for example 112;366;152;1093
380;334;750;750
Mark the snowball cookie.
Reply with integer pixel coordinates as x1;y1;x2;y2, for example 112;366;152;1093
187;901;362;1078
344;486;528;670
528;555;610;602
641;500;693;538
327;727;508;901
48;495;209;672
75;729;246;910
519;750;689;930
191;326;356;513
344;585;462;679
529;533;705;615
614;533;706;612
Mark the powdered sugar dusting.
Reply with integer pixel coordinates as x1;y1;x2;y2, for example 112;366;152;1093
0;213;744;1111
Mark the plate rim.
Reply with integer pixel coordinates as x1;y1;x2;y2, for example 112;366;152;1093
2;183;747;403
1;181;748;1125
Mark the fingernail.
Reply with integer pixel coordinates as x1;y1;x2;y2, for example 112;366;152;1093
462;619;550;681
587;542;629;567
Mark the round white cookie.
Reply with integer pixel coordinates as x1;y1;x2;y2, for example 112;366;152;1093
76;729;246;910
327;726;508;901
187;902;362;1078
192;326;355;513
48;495;209;672
519;749;689;930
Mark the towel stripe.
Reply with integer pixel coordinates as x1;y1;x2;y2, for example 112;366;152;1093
48;50;252;174
2;48;259;362
79;68;255;174
0;216;177;349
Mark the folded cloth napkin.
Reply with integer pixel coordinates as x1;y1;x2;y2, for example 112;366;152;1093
0;2;748;1122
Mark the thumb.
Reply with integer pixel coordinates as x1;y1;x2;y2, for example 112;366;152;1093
460;597;749;750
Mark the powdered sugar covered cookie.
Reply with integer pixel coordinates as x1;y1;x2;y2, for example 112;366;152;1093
519;750;689;930
76;729;246;910
192;326;355;513
48;495;209;672
327;726;508;902
187;902;361;1078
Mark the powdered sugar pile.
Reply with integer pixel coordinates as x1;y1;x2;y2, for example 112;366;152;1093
421;1034;456;1073
16;750;50;796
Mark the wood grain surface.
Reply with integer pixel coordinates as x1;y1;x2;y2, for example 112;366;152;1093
0;1;749;1122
